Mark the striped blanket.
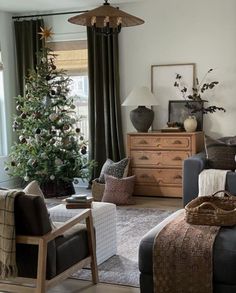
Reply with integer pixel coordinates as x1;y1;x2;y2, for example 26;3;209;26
0;189;24;279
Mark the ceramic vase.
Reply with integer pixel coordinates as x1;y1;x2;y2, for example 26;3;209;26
184;116;197;132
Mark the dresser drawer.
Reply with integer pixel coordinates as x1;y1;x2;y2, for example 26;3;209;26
132;168;183;185
130;136;191;150
131;150;191;168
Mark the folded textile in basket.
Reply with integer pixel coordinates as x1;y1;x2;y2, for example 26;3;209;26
198;169;229;197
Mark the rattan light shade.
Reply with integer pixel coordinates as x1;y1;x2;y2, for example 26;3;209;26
68;1;144;28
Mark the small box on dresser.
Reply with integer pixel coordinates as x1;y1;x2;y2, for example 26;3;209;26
127;131;204;198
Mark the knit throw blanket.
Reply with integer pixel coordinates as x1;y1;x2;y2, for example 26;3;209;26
0;190;24;279
153;210;220;293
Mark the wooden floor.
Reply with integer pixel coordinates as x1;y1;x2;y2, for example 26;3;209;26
46;195;182;293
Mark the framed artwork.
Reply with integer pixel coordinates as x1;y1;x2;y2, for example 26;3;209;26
168;100;204;131
151;63;196;130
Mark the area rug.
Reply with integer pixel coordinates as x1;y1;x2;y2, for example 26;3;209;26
72;207;174;287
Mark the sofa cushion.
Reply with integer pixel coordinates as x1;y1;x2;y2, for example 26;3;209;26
205;136;236;170
102;175;135;205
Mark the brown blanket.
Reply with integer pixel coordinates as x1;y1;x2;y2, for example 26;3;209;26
153;210;220;293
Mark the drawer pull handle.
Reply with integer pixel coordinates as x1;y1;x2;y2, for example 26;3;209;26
174;175;182;179
173;156;182;161
139;140;148;144
173;140;182;145
156;144;160;147
139;156;149;160
140;174;150;179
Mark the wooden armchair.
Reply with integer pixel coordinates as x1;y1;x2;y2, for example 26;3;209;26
0;194;98;293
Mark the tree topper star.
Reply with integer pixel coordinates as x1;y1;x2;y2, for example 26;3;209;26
38;26;54;40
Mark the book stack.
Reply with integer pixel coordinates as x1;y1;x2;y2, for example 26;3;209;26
63;194;93;209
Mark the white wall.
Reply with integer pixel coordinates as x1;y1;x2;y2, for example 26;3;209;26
45;12;87;41
119;0;236;138
0;11;18;187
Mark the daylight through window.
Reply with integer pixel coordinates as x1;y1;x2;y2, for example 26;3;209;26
48;41;89;140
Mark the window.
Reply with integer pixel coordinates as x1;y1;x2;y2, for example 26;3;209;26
0;51;6;156
48;41;89;140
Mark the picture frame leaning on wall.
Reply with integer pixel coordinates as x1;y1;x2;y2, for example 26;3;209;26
168;100;204;131
151;63;196;130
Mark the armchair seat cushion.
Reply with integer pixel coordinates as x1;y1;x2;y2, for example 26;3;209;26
54;222;89;275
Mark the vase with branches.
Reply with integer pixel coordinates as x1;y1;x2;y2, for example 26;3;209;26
174;68;226;114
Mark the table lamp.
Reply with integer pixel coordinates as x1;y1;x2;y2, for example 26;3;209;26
122;86;158;132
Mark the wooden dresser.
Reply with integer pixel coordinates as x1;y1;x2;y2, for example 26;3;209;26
127;131;204;198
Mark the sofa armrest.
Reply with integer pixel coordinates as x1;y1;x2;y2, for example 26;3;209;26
183;152;207;206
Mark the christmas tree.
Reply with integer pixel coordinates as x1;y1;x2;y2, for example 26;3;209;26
6;48;94;196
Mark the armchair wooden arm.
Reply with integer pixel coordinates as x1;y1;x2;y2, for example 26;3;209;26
1;208;98;293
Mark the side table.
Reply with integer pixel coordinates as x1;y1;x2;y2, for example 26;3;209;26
49;202;117;265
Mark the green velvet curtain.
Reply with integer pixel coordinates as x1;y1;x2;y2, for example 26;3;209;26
87;27;125;179
14;19;45;95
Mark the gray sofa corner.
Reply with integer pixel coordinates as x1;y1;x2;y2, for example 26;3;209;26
139;151;236;293
183;151;236;206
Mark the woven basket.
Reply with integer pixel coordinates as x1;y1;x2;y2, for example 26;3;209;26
185;190;236;226
91;179;105;202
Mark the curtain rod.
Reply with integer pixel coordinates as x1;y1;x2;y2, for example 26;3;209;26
12;10;89;20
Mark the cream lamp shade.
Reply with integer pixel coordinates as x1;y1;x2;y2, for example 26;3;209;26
122;86;158;132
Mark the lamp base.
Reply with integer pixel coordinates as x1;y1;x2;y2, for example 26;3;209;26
130;106;154;132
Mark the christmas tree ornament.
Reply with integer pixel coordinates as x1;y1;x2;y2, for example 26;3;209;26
50;138;56;144
50;89;56;96
35;128;41;134
75;128;81;133
73;178;79;184
11;161;16;167
41;57;47;63
46;75;51;81
63;124;70;131
50;175;55;180
80;136;84;141
81;146;87;155
16;105;21;111
24;175;30;182
4;167;9;172
51;64;56;70
49;113;59;122
70;104;76;109
21;112;27;119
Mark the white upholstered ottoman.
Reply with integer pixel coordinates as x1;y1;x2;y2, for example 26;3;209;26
49;202;117;265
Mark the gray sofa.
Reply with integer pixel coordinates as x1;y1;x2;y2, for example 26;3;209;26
139;152;236;293
183;152;236;206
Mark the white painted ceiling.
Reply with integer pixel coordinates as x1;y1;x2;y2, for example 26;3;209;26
0;0;140;13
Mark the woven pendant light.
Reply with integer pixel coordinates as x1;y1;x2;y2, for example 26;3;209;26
68;0;144;34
